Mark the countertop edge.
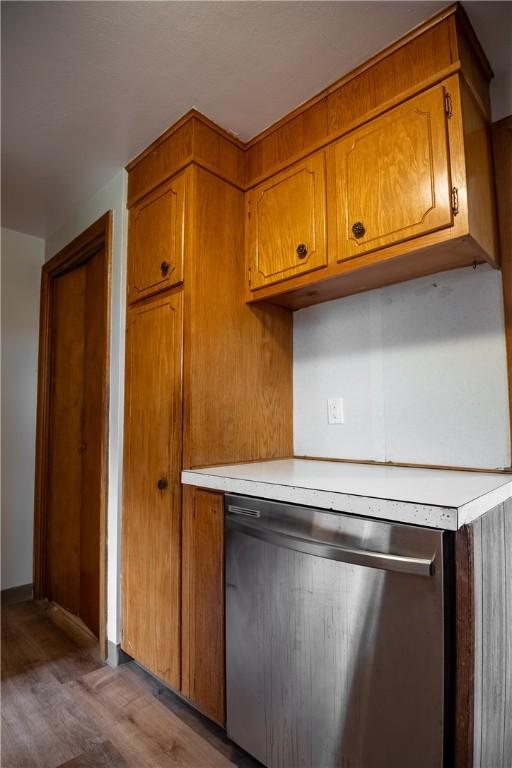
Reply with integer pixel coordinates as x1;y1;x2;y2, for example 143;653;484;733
457;480;512;527
181;470;459;530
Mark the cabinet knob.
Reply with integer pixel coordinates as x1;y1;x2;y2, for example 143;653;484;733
296;244;308;259
351;222;365;238
157;477;168;491
160;261;170;276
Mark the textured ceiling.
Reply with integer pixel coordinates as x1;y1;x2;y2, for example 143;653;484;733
1;1;510;238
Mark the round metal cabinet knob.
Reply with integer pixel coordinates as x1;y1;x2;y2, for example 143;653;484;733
296;244;308;259
160;261;170;276
157;478;168;491
351;222;365;238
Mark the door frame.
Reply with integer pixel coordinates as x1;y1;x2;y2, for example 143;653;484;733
34;212;112;659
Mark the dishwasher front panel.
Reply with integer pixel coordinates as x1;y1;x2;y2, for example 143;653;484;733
225;495;450;768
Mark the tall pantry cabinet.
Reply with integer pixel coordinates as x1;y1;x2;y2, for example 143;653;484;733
121;116;293;722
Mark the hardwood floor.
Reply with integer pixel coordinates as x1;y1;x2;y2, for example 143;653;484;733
1;601;259;768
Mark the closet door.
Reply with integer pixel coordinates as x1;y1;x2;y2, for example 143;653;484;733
121;290;183;688
46;247;106;638
46;266;86;618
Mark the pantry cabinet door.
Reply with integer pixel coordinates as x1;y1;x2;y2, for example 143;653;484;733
332;85;453;261
128;172;186;303
247;152;327;290
121;291;183;689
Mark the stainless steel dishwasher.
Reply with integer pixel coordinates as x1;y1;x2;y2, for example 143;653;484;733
225;494;453;768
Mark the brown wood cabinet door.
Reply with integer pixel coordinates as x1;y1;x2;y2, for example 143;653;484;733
247;152;327;290
121;291;183;689
128;173;186;303
332;85;453;261
181;487;225;726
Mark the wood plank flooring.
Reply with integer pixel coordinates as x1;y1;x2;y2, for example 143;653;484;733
1;601;259;768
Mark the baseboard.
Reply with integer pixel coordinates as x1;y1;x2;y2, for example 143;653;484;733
46;601;98;644
1;583;33;605
107;640;132;668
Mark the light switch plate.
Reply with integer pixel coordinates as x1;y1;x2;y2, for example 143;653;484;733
327;397;344;424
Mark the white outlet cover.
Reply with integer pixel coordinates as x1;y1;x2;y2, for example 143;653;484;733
327;397;344;425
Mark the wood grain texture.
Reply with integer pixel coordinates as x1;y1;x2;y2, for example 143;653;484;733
332;85;453;262
471;499;512;768
246;151;328;290
121;290;183;690
248;73;499;309
244;6;490;187
125;6;490;198
453;4;492;118
80;247;108;638
126;112;245;207
460;78;499;266
34;212;112;659
247;235;489;311
183;165;293;469
245;12;456;184
491;116;512;469
47;266;86;619
127;172;187;304
181;486;225;726
2;600;250;768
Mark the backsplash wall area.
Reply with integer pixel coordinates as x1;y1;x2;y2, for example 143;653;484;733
293;265;510;470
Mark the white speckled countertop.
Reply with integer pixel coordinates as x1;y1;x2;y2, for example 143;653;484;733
181;459;512;530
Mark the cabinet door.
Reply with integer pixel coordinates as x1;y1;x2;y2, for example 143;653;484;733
121;291;183;688
332;85;453;261
182;486;225;726
128;173;186;303
247;152;327;290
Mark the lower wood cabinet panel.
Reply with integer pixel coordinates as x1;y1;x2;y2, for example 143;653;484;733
121;290;183;689
181;486;225;726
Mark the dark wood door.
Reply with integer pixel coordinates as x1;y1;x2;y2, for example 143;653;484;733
46;247;106;637
121;290;183;688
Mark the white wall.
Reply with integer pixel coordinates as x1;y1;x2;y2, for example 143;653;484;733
294;265;511;470
1;227;45;589
45;169;127;644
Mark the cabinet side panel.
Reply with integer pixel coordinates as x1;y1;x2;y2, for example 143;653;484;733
472;501;511;767
491;117;512;468
184;167;293;468
461;79;499;265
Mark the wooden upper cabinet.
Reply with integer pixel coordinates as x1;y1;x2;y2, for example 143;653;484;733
121;291;183;689
247;152;327;290
128;172;186;303
332;85;453;261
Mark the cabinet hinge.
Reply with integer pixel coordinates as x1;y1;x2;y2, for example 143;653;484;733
451;186;459;216
248;266;252;286
247;201;251;220
445;91;453;119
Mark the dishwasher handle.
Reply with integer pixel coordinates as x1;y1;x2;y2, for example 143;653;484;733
226;513;434;577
